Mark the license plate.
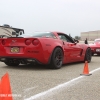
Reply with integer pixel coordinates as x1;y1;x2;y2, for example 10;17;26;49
11;47;19;53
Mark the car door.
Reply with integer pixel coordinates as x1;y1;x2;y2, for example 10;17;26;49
58;34;82;62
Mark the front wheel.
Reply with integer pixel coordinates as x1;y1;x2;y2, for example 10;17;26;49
84;48;92;63
49;47;63;69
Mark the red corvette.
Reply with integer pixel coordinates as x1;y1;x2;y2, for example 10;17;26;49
0;32;92;69
89;38;100;56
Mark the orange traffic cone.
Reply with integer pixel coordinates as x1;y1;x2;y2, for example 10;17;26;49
0;80;2;100
1;73;13;100
80;61;92;76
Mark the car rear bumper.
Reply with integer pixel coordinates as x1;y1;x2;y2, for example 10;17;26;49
0;57;44;65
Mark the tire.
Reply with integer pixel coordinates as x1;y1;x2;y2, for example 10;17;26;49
92;53;94;56
49;47;63;69
84;48;92;63
4;60;20;66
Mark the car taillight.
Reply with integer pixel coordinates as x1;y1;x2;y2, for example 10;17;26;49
2;40;6;45
32;39;39;46
25;39;31;45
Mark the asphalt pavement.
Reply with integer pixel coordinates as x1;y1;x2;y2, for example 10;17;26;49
0;55;100;100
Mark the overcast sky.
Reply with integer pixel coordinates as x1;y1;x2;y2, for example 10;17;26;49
0;0;100;37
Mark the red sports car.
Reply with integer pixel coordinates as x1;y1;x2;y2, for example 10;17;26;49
89;38;100;56
0;32;92;69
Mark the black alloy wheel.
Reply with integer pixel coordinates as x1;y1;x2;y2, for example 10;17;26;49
84;48;92;63
49;47;63;69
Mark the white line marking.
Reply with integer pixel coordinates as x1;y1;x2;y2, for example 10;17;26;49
24;87;37;92
24;67;100;100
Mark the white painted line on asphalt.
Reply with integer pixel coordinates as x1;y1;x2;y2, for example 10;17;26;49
24;67;100;100
24;87;37;92
90;67;100;73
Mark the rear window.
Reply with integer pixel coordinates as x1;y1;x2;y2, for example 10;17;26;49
32;32;56;38
19;32;57;38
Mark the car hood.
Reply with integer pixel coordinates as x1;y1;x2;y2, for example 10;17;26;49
95;42;100;46
89;43;95;46
89;42;100;47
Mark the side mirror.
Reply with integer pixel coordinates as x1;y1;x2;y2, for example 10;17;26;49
74;42;77;45
75;40;79;43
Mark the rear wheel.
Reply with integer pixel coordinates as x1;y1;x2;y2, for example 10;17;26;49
84;48;92;63
49;47;63;69
4;60;20;66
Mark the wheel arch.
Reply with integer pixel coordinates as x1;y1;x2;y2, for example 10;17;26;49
48;46;64;64
85;47;91;53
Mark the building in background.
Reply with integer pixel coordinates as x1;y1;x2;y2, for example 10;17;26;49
81;30;100;41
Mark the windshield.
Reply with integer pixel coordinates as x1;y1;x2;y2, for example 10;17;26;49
18;32;56;38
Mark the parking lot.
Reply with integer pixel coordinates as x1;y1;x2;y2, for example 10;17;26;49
0;51;100;100
1;0;100;99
